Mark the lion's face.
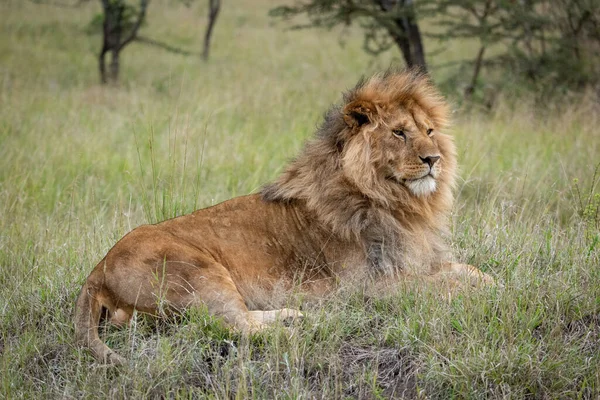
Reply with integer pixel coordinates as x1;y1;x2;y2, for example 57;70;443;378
377;104;444;197
264;70;455;206
342;99;452;198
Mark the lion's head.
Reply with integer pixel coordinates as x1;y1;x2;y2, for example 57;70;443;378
339;70;455;201
263;69;456;251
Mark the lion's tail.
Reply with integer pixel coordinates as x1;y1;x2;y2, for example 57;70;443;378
74;280;125;364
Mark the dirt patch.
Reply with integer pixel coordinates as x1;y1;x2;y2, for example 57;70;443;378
340;343;419;399
564;312;600;354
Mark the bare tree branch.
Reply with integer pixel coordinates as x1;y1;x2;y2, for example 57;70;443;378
136;36;195;56
119;0;149;50
29;0;89;8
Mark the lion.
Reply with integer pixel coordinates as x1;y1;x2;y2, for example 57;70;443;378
75;69;494;364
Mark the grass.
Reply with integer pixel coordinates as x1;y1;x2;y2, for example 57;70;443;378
1;0;599;398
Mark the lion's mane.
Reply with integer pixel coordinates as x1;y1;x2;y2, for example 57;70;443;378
262;69;457;274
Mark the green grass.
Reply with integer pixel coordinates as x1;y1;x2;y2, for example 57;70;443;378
1;1;599;398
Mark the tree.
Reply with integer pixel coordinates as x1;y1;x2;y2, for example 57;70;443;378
202;0;221;61
271;0;428;71
273;0;600;101
99;0;149;84
501;0;600;90
431;0;504;99
433;0;600;97
179;0;221;61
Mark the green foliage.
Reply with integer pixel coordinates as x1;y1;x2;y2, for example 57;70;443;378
497;0;600;94
85;12;105;34
270;1;384;51
271;0;429;67
431;0;600;96
272;0;600;98
86;1;143;35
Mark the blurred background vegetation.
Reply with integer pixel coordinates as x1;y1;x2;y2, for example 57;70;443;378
35;0;600;103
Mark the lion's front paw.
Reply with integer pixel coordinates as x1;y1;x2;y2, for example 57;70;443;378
477;271;496;287
444;263;497;288
277;308;304;323
105;351;126;365
248;308;304;326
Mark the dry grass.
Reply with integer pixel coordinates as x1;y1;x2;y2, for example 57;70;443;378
1;1;599;398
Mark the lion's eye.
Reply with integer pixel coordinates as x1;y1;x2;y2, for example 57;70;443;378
392;129;406;140
427;128;433;136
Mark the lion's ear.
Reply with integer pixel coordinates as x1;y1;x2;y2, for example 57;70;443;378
343;100;376;129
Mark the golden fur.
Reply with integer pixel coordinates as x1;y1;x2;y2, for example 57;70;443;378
75;69;493;364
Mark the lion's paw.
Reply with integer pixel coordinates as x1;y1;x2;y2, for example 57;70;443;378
277;308;304;323
105;351;126;366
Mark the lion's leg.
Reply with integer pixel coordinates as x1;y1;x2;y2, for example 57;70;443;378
248;308;304;325
152;259;268;333
74;282;126;365
76;256;264;364
434;262;495;287
109;308;133;327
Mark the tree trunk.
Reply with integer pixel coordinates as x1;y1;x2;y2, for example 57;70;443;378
100;0;122;84
99;0;112;84
98;0;148;84
465;45;486;100
99;45;108;84
404;4;426;71
387;22;413;67
110;48;120;83
377;0;426;71
202;0;221;61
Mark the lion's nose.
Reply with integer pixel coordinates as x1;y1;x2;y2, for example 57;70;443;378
419;155;440;167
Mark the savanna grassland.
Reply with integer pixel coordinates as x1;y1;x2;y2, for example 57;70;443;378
1;1;599;398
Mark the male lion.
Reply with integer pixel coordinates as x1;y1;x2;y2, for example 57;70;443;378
75;69;493;364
